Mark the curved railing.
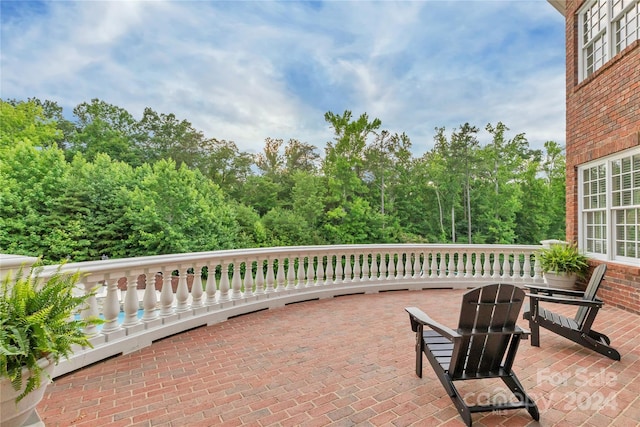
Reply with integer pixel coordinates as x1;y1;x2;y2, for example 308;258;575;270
5;244;545;377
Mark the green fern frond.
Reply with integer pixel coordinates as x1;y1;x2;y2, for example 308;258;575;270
1;263;103;402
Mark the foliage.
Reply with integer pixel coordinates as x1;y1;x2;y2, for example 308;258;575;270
537;243;589;277
0;265;102;402
0;97;568;261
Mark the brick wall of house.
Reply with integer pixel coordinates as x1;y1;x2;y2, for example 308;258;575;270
564;0;640;314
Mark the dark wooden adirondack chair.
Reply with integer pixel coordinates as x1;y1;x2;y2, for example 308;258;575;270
406;283;538;427
522;264;620;360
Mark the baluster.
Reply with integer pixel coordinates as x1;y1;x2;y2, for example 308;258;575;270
456;252;464;277
512;252;521;280
353;254;362;282
217;262;230;302
255;260;265;294
362;253;370;281
465;252;474;278
387;253;396;280
501;253;511;279
244;261;254;296
315;256;325;286
334;255;344;284
231;262;243;300
447;252;456;278
191;267;204;308
175;269;190;312
483;252;492;278
205;265;218;304
276;257;286;291
142;272;159;321
492;253;501;279
430;253;438;278
122;275;140;326
286;257;296;290
306;257;315;287
533;254;542;281
523;253;532;281
297;256;306;287
413;252;421;278
160;271;175;316
404;253;412;278
370;254;378;280
81;280;100;337
102;278;121;332
438;252;447;278
474;252;483;278
325;255;334;284
344;254;352;283
387;253;402;280
265;258;276;293
379;254;387;280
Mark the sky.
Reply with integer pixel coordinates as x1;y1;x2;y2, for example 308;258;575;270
0;0;566;155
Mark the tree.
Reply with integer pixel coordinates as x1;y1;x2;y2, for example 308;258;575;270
255;137;285;177
200;138;253;197
137;107;206;167
323;111;382;204
363;131;412;229
69;99;144;165
472;122;529;244
0;100;61;149
122;159;238;255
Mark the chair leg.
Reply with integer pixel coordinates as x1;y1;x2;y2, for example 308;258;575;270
415;343;423;378
502;374;540;421
449;385;472;427
582;333;621;361
530;320;540;347
415;329;423;378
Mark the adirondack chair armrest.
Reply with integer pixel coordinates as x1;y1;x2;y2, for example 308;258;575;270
525;293;604;308
405;307;461;339
524;284;585;298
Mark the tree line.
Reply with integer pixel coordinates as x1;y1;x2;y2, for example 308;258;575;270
0;98;566;263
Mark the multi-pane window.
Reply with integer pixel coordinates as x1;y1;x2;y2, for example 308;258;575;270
579;148;640;264
583;164;608;254
579;0;640;81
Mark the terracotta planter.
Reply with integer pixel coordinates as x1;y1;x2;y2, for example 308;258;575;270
543;271;578;290
1;358;54;427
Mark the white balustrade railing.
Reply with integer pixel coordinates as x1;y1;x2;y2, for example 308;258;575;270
5;244;544;378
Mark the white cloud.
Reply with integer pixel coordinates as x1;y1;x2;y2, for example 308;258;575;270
0;0;566;155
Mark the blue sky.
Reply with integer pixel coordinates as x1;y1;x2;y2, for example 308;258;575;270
0;0;565;154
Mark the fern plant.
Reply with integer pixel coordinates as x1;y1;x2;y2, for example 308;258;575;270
0;265;102;402
537;243;589;278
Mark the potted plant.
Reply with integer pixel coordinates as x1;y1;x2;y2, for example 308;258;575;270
537;242;589;289
0;264;102;427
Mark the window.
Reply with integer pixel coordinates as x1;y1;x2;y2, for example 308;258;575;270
579;147;640;265
578;0;640;81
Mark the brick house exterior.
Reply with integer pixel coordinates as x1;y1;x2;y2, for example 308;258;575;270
549;0;639;314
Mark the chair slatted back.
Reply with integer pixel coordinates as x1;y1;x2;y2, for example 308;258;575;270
449;284;524;379
575;264;607;327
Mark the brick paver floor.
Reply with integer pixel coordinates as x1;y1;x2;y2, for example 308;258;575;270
37;289;640;426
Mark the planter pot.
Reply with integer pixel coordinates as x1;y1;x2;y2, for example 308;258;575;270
1;358;54;427
544;271;578;290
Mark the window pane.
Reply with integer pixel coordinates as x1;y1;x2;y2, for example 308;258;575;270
613;175;621;191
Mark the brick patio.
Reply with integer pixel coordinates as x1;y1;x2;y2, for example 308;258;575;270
37;289;640;426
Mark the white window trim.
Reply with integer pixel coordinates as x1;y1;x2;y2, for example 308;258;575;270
577;0;640;82
577;146;640;266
